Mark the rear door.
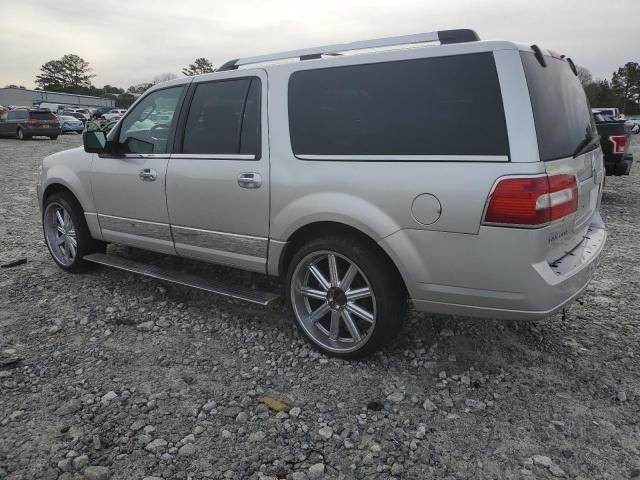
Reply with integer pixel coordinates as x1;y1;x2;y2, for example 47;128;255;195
520;51;604;257
166;71;269;273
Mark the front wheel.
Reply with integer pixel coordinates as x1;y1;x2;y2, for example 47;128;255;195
16;128;27;140
43;192;105;272
286;236;406;359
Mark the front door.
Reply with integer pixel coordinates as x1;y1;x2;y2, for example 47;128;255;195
91;85;186;253
166;71;269;272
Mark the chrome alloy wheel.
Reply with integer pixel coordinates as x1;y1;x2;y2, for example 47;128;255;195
44;203;77;267
291;251;376;353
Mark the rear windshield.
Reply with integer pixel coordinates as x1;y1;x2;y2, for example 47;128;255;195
520;52;594;161
29;111;56;120
288;52;509;158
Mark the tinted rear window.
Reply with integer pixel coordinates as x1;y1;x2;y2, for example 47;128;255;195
9;111;28;120
288;53;509;158
182;78;261;156
30;112;56;120
520;52;595;161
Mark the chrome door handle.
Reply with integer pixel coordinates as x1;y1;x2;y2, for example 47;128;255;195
237;172;262;189
139;168;157;182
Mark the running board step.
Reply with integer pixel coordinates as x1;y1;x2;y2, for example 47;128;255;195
83;253;280;306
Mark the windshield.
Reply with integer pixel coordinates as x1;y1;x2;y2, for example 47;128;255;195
521;52;595;161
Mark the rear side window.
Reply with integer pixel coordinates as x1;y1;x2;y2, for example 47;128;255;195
520;52;595;161
182;78;261;157
29;112;55;120
9;111;28;120
288;53;508;158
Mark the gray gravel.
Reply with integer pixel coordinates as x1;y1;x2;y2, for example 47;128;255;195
1;134;639;480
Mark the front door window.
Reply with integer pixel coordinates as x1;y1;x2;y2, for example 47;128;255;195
118;86;183;154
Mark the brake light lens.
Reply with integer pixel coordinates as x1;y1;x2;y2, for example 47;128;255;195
609;135;625;154
484;174;578;227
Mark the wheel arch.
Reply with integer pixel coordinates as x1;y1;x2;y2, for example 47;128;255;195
276;221;408;296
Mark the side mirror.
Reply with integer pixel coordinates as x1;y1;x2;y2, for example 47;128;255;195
83;130;107;153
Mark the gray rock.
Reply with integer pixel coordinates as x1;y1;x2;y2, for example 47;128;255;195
235;411;248;422
83;466;111;480
130;420;146;432
56;399;82;416
387;391;405;403
532;455;553;467
72;455;89;470
318;426;333;440
202;400;217;412
8;410;23;421
101;391;118;404
289;407;301;417
178;443;196;457
142;477;164;480
415;425;426;439
550;464;566;477
137;321;155;332
617;391;627;402
155;318;171;328
57;458;73;472
308;463;325;479
391;463;404;475
291;473;308;480
422;399;437;411
145;438;168;453
248;431;266;442
465;399;486;410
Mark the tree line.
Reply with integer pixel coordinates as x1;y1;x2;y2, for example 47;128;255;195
13;54;640;114
580;62;640;115
17;55;216;108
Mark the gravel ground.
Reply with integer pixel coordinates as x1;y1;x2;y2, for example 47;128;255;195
1;134;639;480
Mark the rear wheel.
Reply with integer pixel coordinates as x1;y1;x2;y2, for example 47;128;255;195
43;192;105;272
49;135;59;140
16;128;26;140
286;235;406;359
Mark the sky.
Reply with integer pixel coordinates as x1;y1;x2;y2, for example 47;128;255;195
1;0;638;89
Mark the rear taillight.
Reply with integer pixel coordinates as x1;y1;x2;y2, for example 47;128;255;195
484;174;578;227
609;135;625;154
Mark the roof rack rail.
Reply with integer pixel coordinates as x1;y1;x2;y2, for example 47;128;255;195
218;29;479;71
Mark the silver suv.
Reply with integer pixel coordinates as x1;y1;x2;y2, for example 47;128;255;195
37;29;607;358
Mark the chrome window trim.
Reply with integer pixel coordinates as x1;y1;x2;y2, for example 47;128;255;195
122;153;170;159
171;154;256;160
296;154;509;162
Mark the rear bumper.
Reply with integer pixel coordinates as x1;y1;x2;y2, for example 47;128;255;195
604;153;633;175
381;213;607;320
24;126;61;136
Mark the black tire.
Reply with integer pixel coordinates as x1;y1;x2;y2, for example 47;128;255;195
16;128;27;140
285;235;407;359
49;135;59;140
42;192;106;273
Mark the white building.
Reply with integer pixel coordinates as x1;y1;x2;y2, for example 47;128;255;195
0;87;114;109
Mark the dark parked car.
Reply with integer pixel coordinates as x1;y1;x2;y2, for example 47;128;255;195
0;109;61;140
92;107;113;120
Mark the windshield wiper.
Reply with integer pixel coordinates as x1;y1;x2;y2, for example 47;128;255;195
573;133;600;158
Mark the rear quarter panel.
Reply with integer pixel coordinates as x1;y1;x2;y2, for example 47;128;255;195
267;44;544;244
